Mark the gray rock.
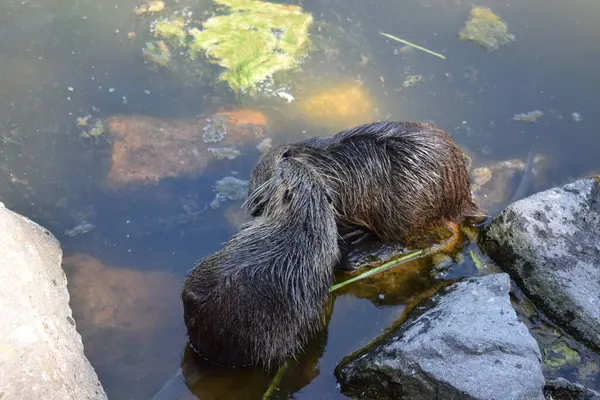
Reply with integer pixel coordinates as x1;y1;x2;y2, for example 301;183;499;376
335;273;545;400
544;378;600;400
0;205;107;400
481;178;600;350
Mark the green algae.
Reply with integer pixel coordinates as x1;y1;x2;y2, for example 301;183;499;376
188;0;313;92
469;249;485;271
153;16;187;47
143;40;171;67
544;341;581;369
459;7;515;51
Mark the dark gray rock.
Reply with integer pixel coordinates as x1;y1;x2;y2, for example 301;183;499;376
335;273;545;400
0;204;107;399
544;378;600;400
481;178;600;350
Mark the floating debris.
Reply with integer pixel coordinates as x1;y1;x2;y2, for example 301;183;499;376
572;112;583;122
202;115;228;143
459;7;515;51
256;137;273;154
135;0;165;15
207;146;241;160
274;90;294;103
402;74;424;88
76;115;92;127
210;176;249;209
188;0;313;92
513;110;544;123
380;31;446;60
65;221;95;237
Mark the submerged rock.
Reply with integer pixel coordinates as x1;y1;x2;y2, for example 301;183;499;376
104;109;267;188
459;6;515;51
335;273;545;400
469;154;548;214
295;80;377;131
481;178;600;350
0;205;107;399
62;254;183;400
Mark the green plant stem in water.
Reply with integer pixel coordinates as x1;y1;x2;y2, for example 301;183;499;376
380;31;446;60
262;361;289;400
469;249;484;271
329;249;425;292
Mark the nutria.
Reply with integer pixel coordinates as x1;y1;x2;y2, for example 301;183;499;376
181;152;340;369
246;121;484;248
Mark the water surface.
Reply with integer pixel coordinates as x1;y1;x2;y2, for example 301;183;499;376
1;0;599;398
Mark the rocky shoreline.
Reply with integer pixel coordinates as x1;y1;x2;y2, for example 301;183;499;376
0;203;107;400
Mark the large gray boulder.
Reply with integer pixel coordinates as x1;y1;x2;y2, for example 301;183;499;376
0;203;107;400
481;178;600;350
335;273;545;400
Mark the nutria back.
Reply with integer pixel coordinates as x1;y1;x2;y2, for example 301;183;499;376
247;121;480;244
182;153;340;369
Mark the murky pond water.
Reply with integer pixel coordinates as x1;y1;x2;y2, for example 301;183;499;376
1;0;599;398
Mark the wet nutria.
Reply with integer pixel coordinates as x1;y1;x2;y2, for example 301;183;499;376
181;152;340;369
246;121;484;247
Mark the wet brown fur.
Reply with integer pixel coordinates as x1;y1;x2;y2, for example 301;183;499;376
182;153;340;370
247;121;484;247
182;121;482;370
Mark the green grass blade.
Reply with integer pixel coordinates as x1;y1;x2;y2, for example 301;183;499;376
330;249;424;292
380;31;446;60
262;361;289;400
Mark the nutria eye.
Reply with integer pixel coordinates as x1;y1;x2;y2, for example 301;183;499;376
281;149;292;158
250;202;265;217
283;190;293;204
